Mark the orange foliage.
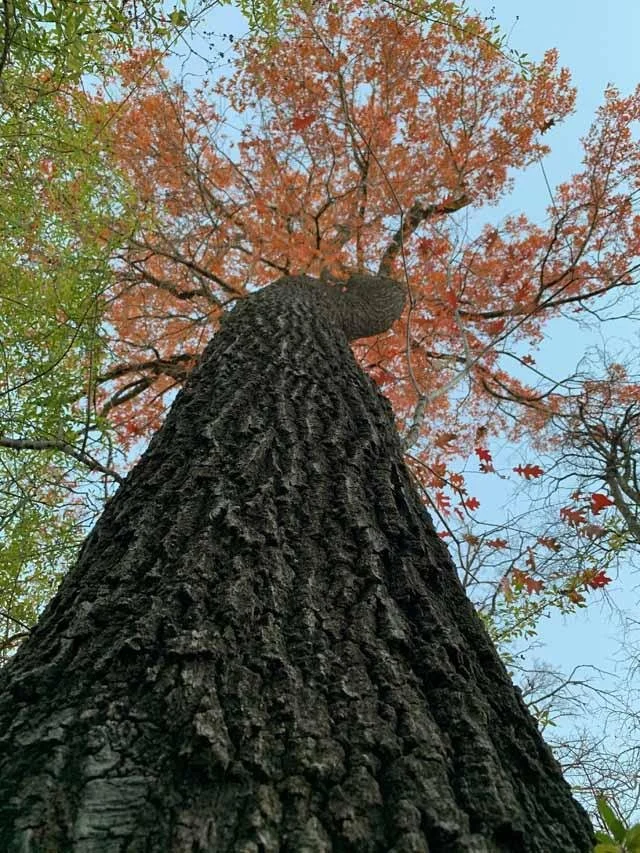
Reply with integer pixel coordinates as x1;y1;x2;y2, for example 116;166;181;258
80;1;640;604
512;569;544;595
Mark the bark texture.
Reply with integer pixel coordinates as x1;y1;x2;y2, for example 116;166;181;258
0;274;592;852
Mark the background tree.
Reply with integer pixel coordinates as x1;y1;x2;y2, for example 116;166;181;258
482;349;640;817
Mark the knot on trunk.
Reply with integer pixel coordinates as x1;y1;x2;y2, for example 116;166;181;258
231;273;405;342
328;273;406;340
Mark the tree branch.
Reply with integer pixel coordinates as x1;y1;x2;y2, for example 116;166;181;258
0;437;124;483
378;195;470;277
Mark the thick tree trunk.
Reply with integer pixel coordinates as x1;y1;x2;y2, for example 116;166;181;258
0;275;592;852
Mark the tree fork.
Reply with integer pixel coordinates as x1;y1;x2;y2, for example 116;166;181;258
0;274;592;851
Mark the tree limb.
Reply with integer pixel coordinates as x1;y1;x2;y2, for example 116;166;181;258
0;437;124;483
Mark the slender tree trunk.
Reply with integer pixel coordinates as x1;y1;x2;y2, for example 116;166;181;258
0;275;592;852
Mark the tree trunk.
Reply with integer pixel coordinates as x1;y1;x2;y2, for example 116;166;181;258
0;275;592;852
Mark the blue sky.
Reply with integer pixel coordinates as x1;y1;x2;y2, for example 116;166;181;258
473;1;640;238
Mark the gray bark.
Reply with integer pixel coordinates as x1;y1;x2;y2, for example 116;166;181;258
0;274;592;851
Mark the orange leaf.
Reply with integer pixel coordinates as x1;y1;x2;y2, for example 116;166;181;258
537;536;561;552
560;506;587;527
523;576;544;594
291;112;316;131
435;431;458;448
512;569;542;594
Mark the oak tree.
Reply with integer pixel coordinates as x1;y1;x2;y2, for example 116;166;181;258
0;273;593;850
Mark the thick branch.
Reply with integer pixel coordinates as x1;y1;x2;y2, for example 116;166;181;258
378;195;470;276
98;353;195;384
0;0;15;83
127;238;240;297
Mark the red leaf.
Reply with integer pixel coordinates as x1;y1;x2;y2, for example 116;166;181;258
445;290;458;309
475;446;492;463
435;491;451;512
487;537;508;549
560;506;587;527
464;497;480;511
485;319;506;336
585;570;612;590
291;112;316;131
590;492;615;515
513;463;544;480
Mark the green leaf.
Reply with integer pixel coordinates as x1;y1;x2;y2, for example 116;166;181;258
624;823;640;851
597;798;627;843
169;8;189;27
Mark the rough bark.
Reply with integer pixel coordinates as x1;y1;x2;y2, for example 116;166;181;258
0;274;592;852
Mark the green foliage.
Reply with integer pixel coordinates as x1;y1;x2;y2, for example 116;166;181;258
594;797;640;852
0;87;134;653
0;453;81;658
479;581;584;666
0;1;194;85
232;0;294;33
0;0;143;650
